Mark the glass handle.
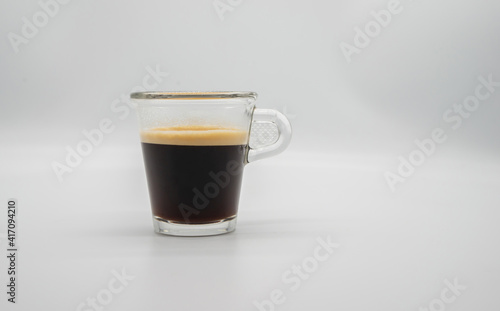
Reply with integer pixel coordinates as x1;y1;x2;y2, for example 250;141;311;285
247;109;292;163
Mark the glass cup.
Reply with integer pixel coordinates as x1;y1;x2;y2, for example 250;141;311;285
131;91;292;236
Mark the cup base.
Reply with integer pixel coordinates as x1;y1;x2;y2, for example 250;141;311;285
152;216;237;236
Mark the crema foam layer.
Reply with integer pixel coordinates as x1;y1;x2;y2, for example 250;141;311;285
140;126;248;146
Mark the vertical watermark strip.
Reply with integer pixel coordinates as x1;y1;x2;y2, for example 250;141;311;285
6;199;18;303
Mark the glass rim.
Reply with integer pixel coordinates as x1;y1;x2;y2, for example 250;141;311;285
130;91;257;100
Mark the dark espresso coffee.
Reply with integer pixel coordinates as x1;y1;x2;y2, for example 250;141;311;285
140;126;248;224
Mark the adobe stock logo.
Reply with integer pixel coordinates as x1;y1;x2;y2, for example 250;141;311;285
51;64;169;183
179;160;243;222
7;0;72;53
340;0;403;63
418;278;466;311
76;268;135;311
253;236;340;311
213;0;243;21
384;74;499;192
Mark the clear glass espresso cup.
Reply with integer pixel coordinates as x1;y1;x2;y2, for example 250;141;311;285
131;92;292;236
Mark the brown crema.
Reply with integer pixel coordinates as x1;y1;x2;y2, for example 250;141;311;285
140;126;248;146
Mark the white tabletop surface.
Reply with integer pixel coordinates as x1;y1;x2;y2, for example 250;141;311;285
1;143;499;311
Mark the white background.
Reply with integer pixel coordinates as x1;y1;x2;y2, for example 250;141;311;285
1;0;499;310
